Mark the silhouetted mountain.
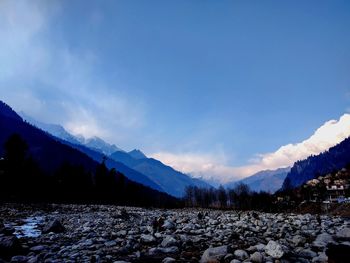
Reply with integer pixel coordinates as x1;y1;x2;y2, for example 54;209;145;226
65;143;163;192
18;114;161;191
128;149;147;159
20;112;209;197
282;137;350;190
1;111;95;174
225;167;290;193
0;101;22;121
0;101;177;206
110;151;210;197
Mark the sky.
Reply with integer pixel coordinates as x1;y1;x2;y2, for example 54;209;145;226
1;0;350;183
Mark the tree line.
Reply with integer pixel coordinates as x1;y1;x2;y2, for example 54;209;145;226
0;134;179;207
183;184;274;211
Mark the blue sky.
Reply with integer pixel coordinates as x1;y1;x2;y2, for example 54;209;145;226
1;1;350;182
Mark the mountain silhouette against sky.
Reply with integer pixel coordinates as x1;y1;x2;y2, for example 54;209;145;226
19;108;210;197
282;136;350;190
0;100;179;206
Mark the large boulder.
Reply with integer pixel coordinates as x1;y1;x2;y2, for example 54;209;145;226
161;235;177;247
162;220;176;230
43;219;65;234
250;251;263;263
265;240;285;259
335;227;350;241
0;236;23;260
311;252;328;263
234;249;248;261
312;233;334;249
141;234;156;244
148;246;179;256
326;243;350;263
200;245;228;263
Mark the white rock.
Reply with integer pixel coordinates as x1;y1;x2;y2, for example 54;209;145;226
265;240;285;259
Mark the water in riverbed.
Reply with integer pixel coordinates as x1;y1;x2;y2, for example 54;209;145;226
5;216;44;238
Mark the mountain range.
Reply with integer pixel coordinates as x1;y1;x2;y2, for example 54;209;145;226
19;107;210;197
20;112;123;155
0;101;179;206
225;167;290;193
282;136;350;190
4;100;350;197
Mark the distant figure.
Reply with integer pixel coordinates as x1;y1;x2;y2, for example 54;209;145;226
316;214;321;225
152;217;164;232
251;211;259;219
197;212;203;220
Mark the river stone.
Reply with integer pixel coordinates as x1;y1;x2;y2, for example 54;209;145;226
311;252;328;263
312;233;333;248
298;248;317;259
292;235;306;246
43;219;65;234
250;251;263;263
200;245;228;263
265;240;285;259
234;249;248;260
161;235;177;247
162;220;176;230
148;246;179;256
10;256;27;263
30;245;47;252
0;236;23;259
140;234;155;243
336;227;350;241
255;243;265;252
162;257;176;263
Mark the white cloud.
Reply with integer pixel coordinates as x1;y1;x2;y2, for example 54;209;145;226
0;0;145;144
151;114;350;183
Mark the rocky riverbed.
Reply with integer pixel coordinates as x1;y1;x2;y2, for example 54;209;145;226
1;203;350;263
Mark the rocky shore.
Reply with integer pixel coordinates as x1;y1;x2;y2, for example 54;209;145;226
1;203;350;263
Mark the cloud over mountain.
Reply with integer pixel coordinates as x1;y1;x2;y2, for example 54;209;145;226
152;114;350;183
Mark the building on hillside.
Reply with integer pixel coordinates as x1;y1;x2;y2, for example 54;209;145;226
326;183;349;203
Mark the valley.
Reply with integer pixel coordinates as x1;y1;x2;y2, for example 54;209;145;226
1;203;349;263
